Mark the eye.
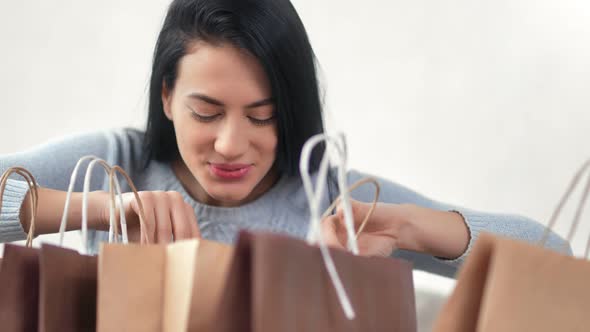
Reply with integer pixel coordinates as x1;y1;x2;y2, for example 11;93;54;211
189;108;221;123
248;115;276;126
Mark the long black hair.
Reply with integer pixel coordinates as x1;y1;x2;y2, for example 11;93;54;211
143;0;325;176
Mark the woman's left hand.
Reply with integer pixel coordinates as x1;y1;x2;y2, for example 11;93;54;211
321;199;470;259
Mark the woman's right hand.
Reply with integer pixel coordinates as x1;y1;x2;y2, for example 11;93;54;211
100;190;200;244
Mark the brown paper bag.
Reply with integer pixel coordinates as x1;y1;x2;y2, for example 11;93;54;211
97;164;234;331
97;239;233;332
215;231;417;332
0;167;40;332
38;244;98;332
433;233;590;332
434;159;590;332
0;244;40;332
185;240;234;331
164;239;234;331
97;242;166;331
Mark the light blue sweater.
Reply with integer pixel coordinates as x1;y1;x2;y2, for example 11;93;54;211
0;128;570;277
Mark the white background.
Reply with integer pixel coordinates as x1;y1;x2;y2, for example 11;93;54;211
1;1;590;329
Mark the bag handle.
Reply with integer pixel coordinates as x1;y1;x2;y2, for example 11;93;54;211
300;132;365;320
541;158;590;257
301;133;360;251
0;167;39;247
59;156;128;254
321;177;381;240
107;165;150;244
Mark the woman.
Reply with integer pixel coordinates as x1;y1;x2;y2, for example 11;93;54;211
0;0;568;278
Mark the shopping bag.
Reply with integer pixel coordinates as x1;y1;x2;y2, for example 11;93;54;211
185;239;234;331
38;244;98;332
97;165;234;332
214;133;417;331
98;238;233;332
433;159;590;332
215;230;416;332
0;244;40;332
0;167;40;332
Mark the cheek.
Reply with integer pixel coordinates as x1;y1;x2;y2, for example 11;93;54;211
174;121;214;157
257;128;278;161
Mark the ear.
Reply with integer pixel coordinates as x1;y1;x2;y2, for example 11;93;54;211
161;81;173;121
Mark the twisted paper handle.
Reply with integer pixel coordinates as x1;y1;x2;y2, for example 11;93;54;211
321;177;381;241
540;158;590;257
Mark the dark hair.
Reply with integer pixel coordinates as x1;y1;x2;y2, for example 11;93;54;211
143;0;325;176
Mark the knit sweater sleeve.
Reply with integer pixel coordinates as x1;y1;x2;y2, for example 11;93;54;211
0;128;145;243
346;170;571;277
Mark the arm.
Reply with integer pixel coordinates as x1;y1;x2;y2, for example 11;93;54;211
0;128;142;242
17;187;111;235
342;170;571;276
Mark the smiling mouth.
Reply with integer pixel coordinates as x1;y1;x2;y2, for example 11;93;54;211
208;163;253;180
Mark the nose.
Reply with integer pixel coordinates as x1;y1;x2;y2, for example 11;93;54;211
214;116;249;161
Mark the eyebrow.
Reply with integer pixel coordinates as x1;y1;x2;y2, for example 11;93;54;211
187;93;274;109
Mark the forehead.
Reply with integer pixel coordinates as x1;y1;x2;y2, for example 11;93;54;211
174;42;271;102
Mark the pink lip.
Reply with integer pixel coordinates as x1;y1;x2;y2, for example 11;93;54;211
209;163;253;180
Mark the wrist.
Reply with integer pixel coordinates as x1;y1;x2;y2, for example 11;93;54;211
398;204;470;259
86;190;111;231
19;190;33;234
391;204;424;253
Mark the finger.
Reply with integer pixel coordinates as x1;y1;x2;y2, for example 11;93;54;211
133;192;156;244
184;203;200;238
167;191;192;241
336;211;348;235
337;199;362;221
321;215;346;250
337;199;373;233
154;192;173;243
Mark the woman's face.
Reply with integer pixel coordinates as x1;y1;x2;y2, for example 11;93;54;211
162;41;278;206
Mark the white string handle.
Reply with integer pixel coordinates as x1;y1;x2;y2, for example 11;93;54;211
58;156;127;254
301;135;333;243
59;156;105;246
301;134;358;253
82;158;129;254
299;132;358;320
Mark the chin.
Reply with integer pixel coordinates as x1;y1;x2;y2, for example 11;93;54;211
205;183;254;205
211;192;251;206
